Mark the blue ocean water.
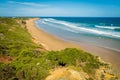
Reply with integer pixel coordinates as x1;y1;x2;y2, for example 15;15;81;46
35;17;120;52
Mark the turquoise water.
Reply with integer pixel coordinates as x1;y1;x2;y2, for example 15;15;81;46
35;17;120;52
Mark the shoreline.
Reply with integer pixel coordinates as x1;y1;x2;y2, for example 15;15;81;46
26;18;80;50
26;18;120;70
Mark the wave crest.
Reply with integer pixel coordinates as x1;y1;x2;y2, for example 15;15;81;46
41;18;120;39
95;25;120;31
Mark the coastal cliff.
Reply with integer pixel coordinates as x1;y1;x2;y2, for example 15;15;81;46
0;18;119;80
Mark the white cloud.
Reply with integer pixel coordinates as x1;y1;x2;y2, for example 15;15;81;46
8;1;48;7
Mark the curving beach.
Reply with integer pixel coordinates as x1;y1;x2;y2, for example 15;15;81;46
26;18;80;50
26;18;120;70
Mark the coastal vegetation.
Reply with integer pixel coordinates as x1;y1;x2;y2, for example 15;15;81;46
0;18;118;80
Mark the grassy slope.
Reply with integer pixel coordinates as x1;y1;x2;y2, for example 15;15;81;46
0;18;118;80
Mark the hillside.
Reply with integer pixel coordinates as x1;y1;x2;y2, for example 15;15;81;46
0;18;118;80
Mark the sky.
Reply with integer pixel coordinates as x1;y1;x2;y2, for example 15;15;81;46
0;0;120;17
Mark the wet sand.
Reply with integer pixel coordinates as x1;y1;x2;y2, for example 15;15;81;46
79;43;120;69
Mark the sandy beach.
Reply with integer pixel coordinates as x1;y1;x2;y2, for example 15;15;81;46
26;18;120;70
26;18;80;50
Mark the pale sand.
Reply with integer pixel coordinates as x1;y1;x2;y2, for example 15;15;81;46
26;18;120;70
26;18;80;50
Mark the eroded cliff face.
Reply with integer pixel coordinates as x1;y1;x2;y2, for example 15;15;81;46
95;66;118;80
46;66;118;80
46;67;89;80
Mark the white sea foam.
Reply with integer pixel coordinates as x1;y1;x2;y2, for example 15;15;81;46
41;19;78;33
41;21;46;24
95;25;120;30
42;18;120;39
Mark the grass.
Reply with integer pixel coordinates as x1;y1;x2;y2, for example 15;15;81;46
0;17;39;56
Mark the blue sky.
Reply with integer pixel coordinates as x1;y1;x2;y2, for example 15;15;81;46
0;0;120;17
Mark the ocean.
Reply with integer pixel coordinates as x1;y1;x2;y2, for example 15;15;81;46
35;17;120;52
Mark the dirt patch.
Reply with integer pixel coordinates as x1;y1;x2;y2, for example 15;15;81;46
0;56;12;64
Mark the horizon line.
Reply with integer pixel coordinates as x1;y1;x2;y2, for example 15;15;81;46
0;16;120;18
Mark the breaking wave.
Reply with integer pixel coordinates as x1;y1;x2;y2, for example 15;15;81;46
40;18;120;39
95;25;120;31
